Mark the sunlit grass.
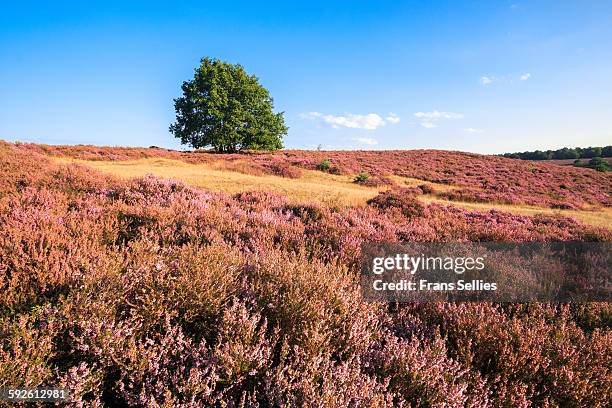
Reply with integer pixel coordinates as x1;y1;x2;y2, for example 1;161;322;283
54;157;380;207
53;157;611;228
421;196;612;228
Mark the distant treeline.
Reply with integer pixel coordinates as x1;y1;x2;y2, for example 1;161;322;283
502;146;612;160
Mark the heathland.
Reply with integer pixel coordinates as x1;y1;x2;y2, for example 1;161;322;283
1;140;611;406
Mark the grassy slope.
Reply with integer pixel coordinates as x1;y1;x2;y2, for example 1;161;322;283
53;156;612;228
19;142;612;210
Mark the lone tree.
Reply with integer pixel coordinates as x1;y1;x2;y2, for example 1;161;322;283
170;57;287;152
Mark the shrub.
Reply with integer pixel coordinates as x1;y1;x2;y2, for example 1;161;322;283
317;158;341;174
367;189;425;219
317;158;332;171
419;184;435;194
354;175;393;188
589;157;610;172
353;171;370;184
264;162;302;178
328;165;341;175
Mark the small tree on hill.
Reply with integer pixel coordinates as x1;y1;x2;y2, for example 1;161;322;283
170;57;287;152
588;157;610;172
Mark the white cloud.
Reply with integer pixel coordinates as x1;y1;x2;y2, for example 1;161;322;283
321;113;384;130
301;111;400;130
353;137;378;145
413;110;463;129
464;127;484;134
480;73;531;85
480;76;494;85
414;110;464;120
385;112;400;124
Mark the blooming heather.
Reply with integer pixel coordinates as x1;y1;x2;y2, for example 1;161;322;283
0;141;610;406
18;142;612;209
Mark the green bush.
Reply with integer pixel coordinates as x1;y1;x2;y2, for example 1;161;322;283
317;158;332;171
353;171;369;183
588;157;610;172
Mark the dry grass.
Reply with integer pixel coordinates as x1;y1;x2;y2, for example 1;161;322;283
389;175;459;192
53;157;379;207
422;196;612;228
53;157;612;228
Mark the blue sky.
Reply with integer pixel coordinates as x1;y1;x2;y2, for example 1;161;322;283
1;1;611;153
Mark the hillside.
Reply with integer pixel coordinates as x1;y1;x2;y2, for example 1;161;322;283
17;142;612;210
1;140;611;406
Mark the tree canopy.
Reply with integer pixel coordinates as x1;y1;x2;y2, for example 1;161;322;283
170;57;287;152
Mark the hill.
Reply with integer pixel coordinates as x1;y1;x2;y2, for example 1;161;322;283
17;142;612;211
1;140;611;406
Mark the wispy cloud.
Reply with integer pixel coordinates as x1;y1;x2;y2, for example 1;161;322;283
301;111;400;130
480;76;494;85
414;111;464;120
385;112;400;124
353;137;378;145
464;127;484;134
413;110;463;129
480;73;531;85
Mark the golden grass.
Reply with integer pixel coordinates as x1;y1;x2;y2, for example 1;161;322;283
421;196;612;228
54;157;380;207
53;157;611;228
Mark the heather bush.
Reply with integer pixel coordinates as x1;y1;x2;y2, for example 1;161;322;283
0;313;55;387
233;190;288;209
263;161;302;178
365;332;489;407
360;175;395;187
367;189;425;219
401;303;612;406
418;183;435;194
211;159;270;177
569;302;612;332
241;250;380;360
